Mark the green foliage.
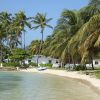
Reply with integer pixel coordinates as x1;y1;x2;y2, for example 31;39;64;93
0;11;31;62
32;13;53;33
28;40;41;55
39;0;100;67
95;70;100;78
1;0;100;71
39;63;53;68
29;62;38;67
3;62;20;67
20;63;29;69
9;48;28;61
31;13;52;54
74;65;86;71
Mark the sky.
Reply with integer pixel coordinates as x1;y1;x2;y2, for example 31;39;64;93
0;0;89;46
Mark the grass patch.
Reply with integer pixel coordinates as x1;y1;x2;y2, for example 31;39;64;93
82;69;100;79
94;70;100;79
29;62;38;67
39;63;53;68
3;62;20;67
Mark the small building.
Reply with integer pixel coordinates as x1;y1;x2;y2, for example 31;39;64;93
24;59;31;64
24;55;60;67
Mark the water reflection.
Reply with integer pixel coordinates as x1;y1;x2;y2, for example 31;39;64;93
0;72;100;100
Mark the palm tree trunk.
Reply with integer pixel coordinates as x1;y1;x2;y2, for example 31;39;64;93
0;40;3;62
24;31;25;50
0;46;2;62
41;31;43;48
90;56;94;70
68;55;71;70
71;54;76;69
37;55;39;66
41;31;43;44
21;35;23;48
60;59;63;68
36;31;43;67
40;31;43;53
89;51;94;70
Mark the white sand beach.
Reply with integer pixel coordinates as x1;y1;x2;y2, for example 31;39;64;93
20;68;100;92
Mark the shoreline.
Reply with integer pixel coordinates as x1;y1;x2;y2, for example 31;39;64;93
0;67;100;94
20;68;100;94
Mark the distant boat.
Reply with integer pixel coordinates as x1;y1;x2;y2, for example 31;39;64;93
37;67;47;71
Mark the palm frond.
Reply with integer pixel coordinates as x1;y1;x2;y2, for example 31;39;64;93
46;24;53;29
32;25;40;30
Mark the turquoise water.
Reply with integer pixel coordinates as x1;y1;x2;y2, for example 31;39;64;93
0;71;100;100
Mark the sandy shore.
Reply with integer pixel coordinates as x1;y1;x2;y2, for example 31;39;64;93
20;68;100;93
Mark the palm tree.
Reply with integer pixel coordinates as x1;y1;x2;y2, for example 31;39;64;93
89;0;100;6
28;40;41;65
14;11;31;49
79;14;100;69
39;0;100;70
49;10;82;67
32;13;53;53
80;0;100;23
28;40;41;55
0;12;12;62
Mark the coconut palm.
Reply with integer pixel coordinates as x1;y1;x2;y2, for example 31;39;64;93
79;14;100;69
42;1;100;69
50;10;82;65
42;23;71;67
28;40;41;55
31;13;52;53
41;35;53;56
28;40;41;65
0;12;12;62
89;0;100;6
14;11;31;49
80;0;100;23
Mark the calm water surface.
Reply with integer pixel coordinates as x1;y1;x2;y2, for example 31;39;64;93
0;71;100;100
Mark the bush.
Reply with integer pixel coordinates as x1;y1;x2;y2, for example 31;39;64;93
3;62;20;67
20;63;29;69
74;65;86;71
39;63;53;68
29;62;38;67
95;71;100;79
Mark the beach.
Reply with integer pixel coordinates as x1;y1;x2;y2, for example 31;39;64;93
20;68;100;94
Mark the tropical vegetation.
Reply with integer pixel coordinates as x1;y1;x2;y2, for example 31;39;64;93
0;0;100;71
34;0;100;70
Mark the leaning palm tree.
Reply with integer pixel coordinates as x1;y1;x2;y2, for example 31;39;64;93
32;13;53;53
51;10;82;66
79;14;100;69
80;0;100;23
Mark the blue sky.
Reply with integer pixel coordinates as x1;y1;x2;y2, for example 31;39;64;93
0;0;89;46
